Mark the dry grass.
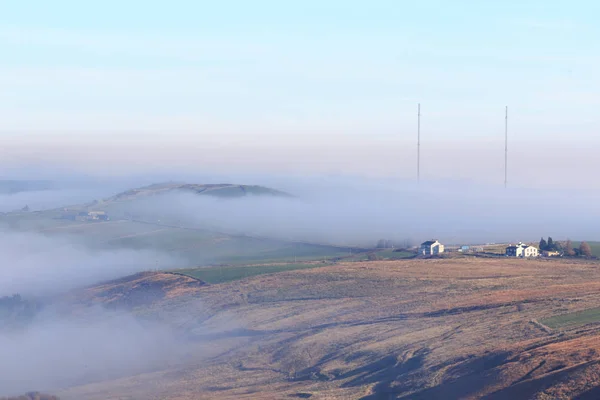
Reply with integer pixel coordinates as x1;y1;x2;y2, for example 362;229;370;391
56;258;600;399
0;393;59;400
69;272;206;309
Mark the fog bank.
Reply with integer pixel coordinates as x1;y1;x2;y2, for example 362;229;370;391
0;231;184;297
0;306;188;395
124;180;600;246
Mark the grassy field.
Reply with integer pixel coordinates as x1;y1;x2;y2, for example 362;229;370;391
174;262;331;284
340;248;415;262
587;242;600;256
481;244;509;254
0;210;75;231
0;214;357;266
375;249;416;260
572;241;600;256
541;307;600;329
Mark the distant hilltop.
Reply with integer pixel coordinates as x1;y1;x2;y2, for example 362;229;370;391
106;182;293;202
0;179;54;194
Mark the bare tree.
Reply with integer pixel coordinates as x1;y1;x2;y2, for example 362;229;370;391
580;241;593;258
565;239;575;256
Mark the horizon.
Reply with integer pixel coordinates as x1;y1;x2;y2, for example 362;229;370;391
2;1;600;189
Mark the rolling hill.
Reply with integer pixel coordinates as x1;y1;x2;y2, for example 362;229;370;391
0;179;54;194
44;257;600;399
0;182;360;267
105;182;292;203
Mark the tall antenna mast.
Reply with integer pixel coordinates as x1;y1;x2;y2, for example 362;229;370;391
504;106;508;189
417;103;421;183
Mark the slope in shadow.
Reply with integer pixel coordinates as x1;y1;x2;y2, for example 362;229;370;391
575;384;600;400
484;360;598;400
385;351;512;400
316;349;429;400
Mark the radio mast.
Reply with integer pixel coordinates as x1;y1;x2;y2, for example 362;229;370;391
417;103;421;183
504;106;508;189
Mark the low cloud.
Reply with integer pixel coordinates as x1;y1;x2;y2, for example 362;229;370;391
121;179;600;246
0;306;189;395
0;231;184;297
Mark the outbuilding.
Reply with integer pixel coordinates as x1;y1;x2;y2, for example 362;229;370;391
506;242;538;258
420;240;445;256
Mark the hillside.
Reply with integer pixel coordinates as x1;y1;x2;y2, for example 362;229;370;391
0;180;353;266
105;182;292;202
71;271;206;309
51;257;600;399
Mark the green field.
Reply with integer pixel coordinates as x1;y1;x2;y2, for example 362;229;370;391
541;307;600;329
175;263;330;284
375;249;416;260
0;214;358;267
572;241;600;257
342;249;415;262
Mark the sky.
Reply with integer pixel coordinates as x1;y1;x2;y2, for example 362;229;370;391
1;0;599;187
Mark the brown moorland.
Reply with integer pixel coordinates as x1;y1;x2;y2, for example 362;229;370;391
55;258;600;399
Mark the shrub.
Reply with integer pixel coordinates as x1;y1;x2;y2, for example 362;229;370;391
367;253;382;261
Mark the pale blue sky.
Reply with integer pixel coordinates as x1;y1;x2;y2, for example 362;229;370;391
1;1;599;185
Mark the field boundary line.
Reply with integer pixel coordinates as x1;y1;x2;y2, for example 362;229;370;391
531;319;554;334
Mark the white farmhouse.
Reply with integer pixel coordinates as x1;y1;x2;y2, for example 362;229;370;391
420;240;445;256
505;242;538;258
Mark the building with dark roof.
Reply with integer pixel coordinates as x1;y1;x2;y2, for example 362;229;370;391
420;240;444;256
505;242;538;257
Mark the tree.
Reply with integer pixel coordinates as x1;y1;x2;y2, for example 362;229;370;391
547;237;555;251
539;237;548;251
580;242;593;258
565;239;575;256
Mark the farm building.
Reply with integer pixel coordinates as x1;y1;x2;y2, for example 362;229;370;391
420;240;444;256
88;211;109;220
542;250;561;257
68;211;110;221
505;242;538;258
456;245;471;253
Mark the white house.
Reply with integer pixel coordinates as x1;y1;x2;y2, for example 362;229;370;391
505;242;538;258
420;240;445;256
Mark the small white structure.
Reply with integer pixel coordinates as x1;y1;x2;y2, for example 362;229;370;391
88;211;107;220
420;240;445;256
505;242;538;258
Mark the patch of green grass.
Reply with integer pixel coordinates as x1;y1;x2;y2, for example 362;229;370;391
541;307;600;329
342;249;415;262
572;241;600;257
175;263;331;284
209;243;350;265
2;214;355;266
375;249;416;260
